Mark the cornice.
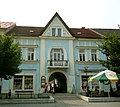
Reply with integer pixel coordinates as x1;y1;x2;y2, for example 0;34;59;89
39;36;75;40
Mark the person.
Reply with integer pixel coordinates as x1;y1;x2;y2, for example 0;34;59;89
44;83;48;93
51;80;55;94
86;86;91;97
8;89;11;99
82;82;87;91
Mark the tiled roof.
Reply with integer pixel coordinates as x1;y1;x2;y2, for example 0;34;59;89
92;28;120;35
0;22;16;29
7;26;44;36
7;26;103;38
70;27;102;39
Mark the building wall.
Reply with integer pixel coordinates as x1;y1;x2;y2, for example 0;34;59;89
74;39;105;93
1;34;106;94
1;16;107;94
39;37;76;93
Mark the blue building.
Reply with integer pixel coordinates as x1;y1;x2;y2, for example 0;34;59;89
1;13;119;96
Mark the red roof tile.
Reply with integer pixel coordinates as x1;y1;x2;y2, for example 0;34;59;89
0;22;16;29
70;27;102;39
7;26;44;36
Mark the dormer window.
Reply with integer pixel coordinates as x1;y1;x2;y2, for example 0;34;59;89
52;28;56;36
57;28;61;36
51;28;62;37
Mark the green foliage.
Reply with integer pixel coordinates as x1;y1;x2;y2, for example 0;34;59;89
0;35;21;80
98;33;120;73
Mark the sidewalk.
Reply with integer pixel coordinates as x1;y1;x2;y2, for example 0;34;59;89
78;94;120;102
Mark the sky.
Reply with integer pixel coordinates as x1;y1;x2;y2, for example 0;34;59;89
0;0;120;29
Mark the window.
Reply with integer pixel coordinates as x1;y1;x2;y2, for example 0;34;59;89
14;75;33;90
52;28;56;36
91;49;97;61
14;76;22;89
24;76;33;89
51;28;62;36
79;49;85;61
28;48;34;61
57;28;61;36
50;48;64;60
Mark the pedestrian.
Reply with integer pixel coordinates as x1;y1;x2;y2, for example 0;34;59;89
51;81;55;94
44;83;48;93
8;89;11;99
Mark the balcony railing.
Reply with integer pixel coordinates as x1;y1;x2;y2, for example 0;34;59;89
47;60;69;68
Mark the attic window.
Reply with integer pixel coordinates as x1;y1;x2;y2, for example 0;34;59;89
51;28;62;37
77;32;81;34
30;30;34;33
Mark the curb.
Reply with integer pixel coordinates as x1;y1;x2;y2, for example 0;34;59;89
0;96;55;104
78;95;120;102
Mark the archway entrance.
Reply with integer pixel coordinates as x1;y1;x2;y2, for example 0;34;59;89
49;72;67;93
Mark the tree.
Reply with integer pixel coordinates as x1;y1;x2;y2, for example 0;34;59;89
0;35;21;97
98;32;120;73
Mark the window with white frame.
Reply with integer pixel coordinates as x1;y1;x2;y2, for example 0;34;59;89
57;28;62;36
50;48;64;60
51;28;62;36
79;49;85;61
28;48;34;61
13;76;22;89
13;75;33;90
52;28;56;36
91;49;97;61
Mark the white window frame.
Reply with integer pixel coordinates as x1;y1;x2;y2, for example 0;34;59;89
79;49;86;61
28;48;34;61
51;27;62;37
90;49;98;61
13;74;35;91
50;48;64;61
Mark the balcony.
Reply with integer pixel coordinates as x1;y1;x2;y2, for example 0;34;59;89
47;60;69;68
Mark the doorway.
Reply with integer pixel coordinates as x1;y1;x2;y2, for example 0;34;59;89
49;72;67;93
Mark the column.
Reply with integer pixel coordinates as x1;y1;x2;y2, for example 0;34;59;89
40;39;45;78
68;40;75;93
69;40;74;75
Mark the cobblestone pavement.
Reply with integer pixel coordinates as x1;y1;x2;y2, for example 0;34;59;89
0;93;120;107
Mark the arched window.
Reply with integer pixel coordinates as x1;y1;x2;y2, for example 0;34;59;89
50;48;64;61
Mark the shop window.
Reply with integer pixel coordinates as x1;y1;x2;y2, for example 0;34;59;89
14;76;22;89
13;75;33;90
24;76;33;89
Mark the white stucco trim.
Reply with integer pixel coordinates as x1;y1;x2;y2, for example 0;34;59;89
26;48;28;61
69;40;75;75
85;49;88;61
47;70;68;82
40;39;45;76
48;47;67;60
46;70;72;93
10;72;36;93
97;49;99;61
34;48;36;61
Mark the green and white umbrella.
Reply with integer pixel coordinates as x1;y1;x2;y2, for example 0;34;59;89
89;70;120;83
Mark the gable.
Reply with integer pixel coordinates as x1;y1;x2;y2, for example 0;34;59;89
41;13;73;37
